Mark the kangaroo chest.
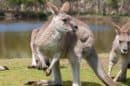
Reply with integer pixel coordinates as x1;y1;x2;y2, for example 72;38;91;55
40;31;64;56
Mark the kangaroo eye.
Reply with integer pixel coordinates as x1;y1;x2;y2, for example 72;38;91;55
128;41;130;44
62;19;67;23
119;40;122;44
74;26;78;29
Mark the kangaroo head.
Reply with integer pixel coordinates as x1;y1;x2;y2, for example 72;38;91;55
113;23;130;55
47;2;76;33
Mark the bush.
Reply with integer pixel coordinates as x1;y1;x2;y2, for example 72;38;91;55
37;12;48;20
0;10;5;16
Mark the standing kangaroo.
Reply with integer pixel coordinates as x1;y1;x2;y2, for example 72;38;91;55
108;21;130;82
27;2;117;86
28;22;50;70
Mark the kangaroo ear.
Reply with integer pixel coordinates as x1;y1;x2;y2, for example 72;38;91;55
47;2;59;15
60;1;70;13
112;22;121;34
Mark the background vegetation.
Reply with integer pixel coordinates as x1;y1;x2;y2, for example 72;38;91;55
0;0;130;17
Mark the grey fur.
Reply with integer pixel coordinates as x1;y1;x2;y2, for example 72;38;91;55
108;22;130;82
28;2;117;86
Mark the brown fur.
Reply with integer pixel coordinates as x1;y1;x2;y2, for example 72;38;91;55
121;21;130;32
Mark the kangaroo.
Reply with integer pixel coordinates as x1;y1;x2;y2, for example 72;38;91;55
108;21;130;82
28;22;50;70
0;66;9;71
26;2;118;86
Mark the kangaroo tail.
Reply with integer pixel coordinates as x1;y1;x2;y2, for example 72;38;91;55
84;47;117;86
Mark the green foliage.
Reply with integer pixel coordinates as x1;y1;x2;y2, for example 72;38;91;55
0;11;5;16
7;0;46;6
7;0;23;5
37;12;48;20
37;0;46;4
0;11;5;20
105;0;118;9
23;0;37;5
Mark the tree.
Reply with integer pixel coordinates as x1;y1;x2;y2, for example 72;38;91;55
6;0;46;11
105;0;118;9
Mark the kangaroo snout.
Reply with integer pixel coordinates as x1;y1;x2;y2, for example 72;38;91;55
72;25;78;32
69;22;78;32
123;49;128;53
121;48;128;55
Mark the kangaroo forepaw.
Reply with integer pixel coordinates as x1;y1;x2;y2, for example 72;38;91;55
46;69;52;76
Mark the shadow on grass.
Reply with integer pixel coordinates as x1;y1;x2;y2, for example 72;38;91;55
27;65;67;71
60;65;67;69
122;78;130;86
64;80;101;86
25;80;102;86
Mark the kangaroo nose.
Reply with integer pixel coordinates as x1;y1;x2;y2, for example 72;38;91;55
123;49;128;52
72;25;78;32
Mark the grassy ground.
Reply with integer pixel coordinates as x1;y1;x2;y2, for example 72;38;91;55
0;53;130;86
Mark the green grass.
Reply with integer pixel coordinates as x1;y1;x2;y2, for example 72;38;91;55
0;53;130;86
